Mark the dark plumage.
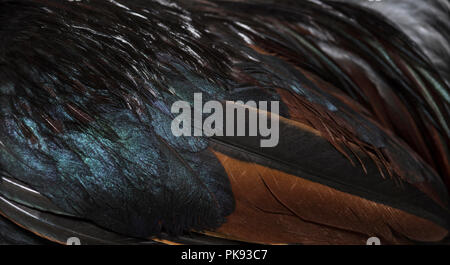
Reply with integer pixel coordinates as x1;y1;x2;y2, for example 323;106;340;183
0;0;448;244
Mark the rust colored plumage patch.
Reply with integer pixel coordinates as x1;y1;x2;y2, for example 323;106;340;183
211;150;448;245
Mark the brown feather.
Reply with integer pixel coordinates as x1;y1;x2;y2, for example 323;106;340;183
211;150;448;244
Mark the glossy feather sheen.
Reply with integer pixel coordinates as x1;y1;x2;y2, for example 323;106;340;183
0;0;448;244
0;213;50;245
